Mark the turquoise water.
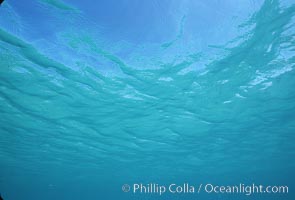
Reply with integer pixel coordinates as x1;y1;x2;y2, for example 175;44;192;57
0;0;295;199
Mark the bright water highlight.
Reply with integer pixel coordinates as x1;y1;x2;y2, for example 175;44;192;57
0;0;295;199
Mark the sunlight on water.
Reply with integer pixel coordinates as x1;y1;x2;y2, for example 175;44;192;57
0;0;295;199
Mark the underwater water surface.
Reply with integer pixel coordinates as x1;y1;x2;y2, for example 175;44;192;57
0;0;295;199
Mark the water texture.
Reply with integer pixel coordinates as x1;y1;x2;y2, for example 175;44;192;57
0;0;295;199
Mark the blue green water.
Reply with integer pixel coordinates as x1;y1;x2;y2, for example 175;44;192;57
0;0;295;199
